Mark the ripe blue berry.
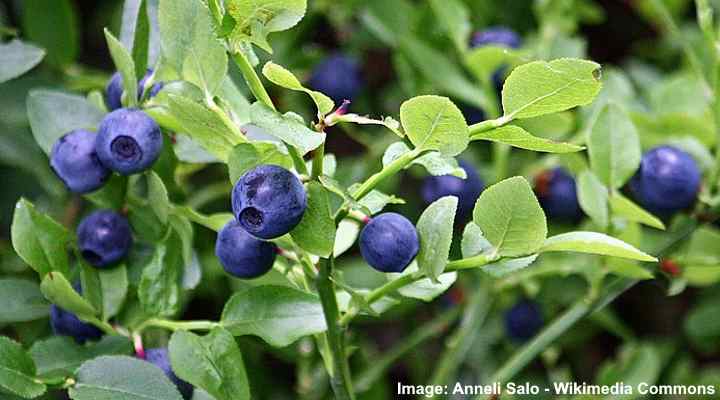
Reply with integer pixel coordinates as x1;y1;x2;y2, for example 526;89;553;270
470;27;522;49
50;283;103;344
307;54;363;103
95;108;163;175
50;129;110;193
77;209;133;268
215;220;278;279
504;300;543;342
421;160;484;220
231;164;307;239
145;348;194;399
359;212;420;273
629;146;701;215
105;69;163;111
535;167;582;222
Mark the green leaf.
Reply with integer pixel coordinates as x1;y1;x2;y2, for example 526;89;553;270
169;328;250;400
228;142;293;184
40;272;98;320
290;182;336;257
389;262;457;301
104;28;138;108
334;220;361;257
0;40;45;84
120;0;153;75
540;231;658;261
174;207;233;232
416;196;457;281
11;198;70;277
0;279;49;323
0;336;46;399
21;0;78;67
465;46;519;84
356;189;405;215
27;89;105;155
472;177;547;257
166;94;245;161
169;214;194;268
398;35;487;109
330;114;403;138
609;192;665;230
427;0;469;53
221;285;327;347
262;62;334;116
225;0;308;53
98;266;129;320
577;170;608;229
147;171;170;224
472;125;584;153
30;336;132;380
138;232;183;317
158;0;228;94
502;58;602;119
461;222;493;258
70;356;183;399
483;255;539;278
596;342;663;395
588;103;641;189
382;142;466;177
400;95;469;156
248;103;325;155
130;0;150;78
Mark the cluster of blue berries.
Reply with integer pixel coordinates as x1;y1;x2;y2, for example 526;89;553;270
48;70;192;396
216;164;423;276
216;165;307;279
533;145;701;224
50;69;164;193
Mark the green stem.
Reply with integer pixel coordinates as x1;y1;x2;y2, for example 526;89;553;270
429;280;492;395
478;218;700;398
312;143;325;179
351;148;422;201
230;50;309;175
138;318;219;332
468;116;511;138
339;254;497;326
230;51;276;111
89;317;117;336
482;278;633;397
354;307;462;393
316;257;355;400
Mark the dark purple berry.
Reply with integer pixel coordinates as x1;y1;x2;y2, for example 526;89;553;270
77;209;133;268
231;165;307;239
359;213;419;273
50;129;110;193
215;220;277;279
